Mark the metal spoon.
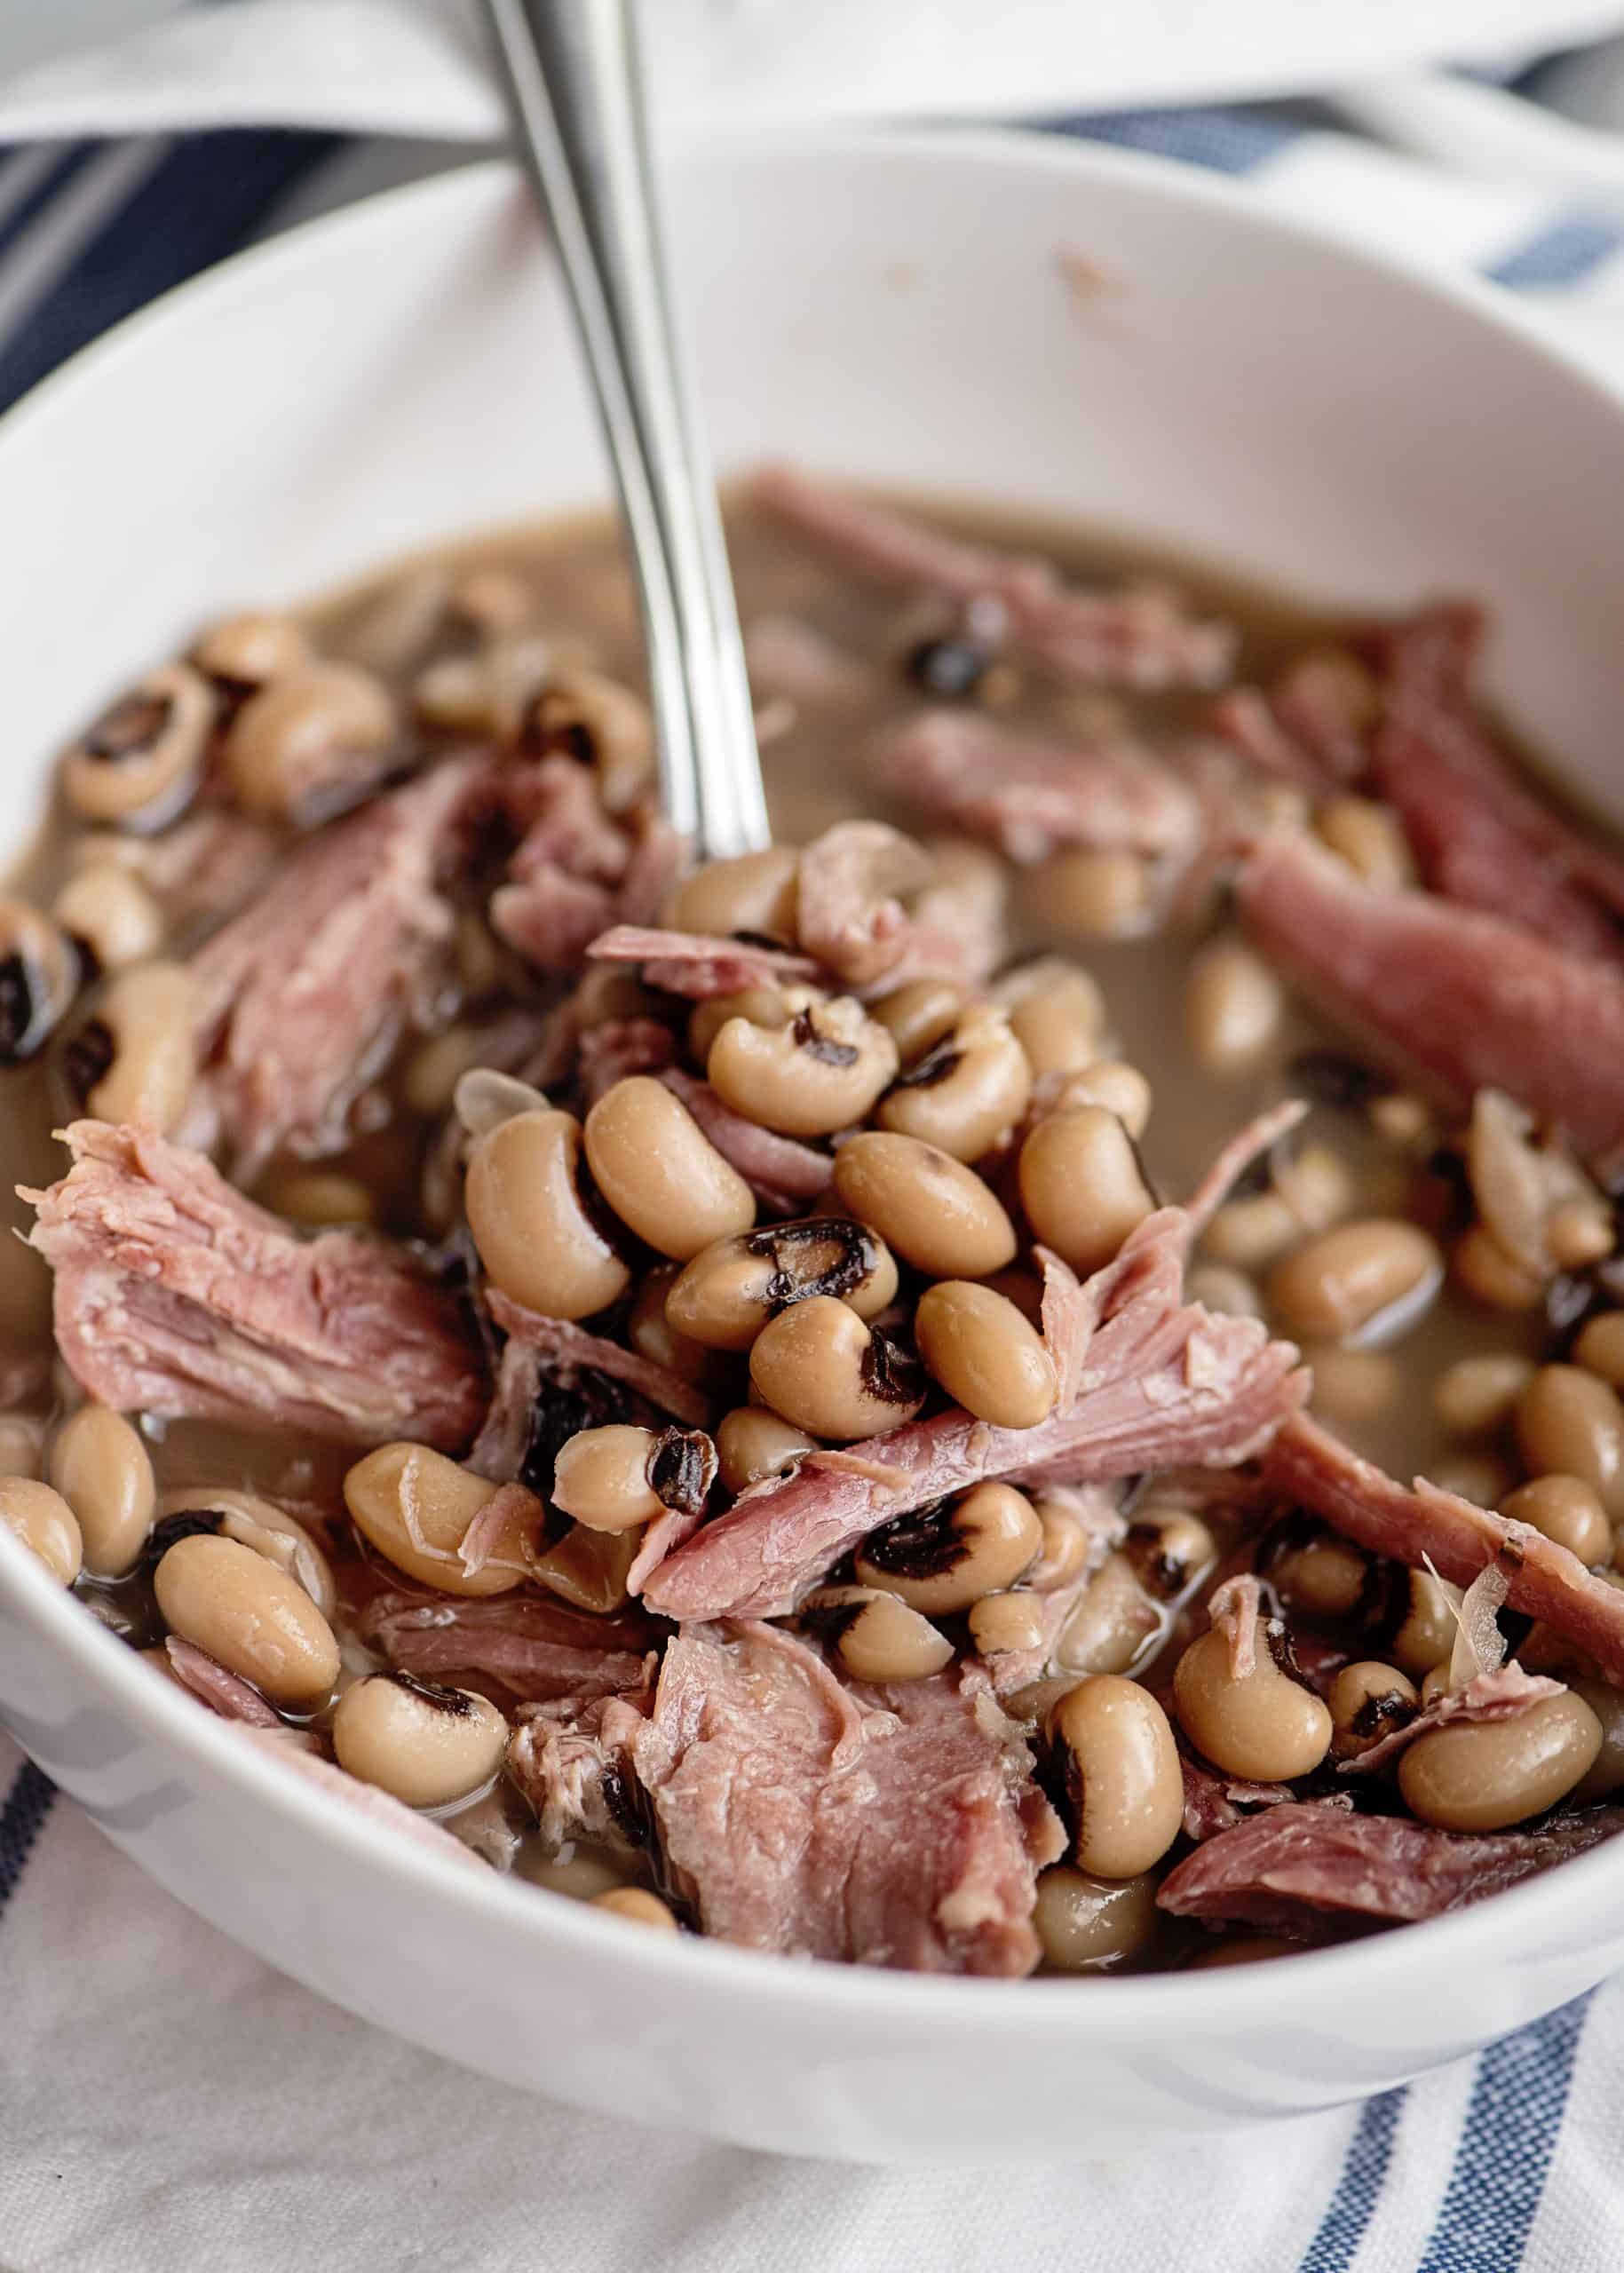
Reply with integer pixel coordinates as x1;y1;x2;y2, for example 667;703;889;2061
480;0;772;860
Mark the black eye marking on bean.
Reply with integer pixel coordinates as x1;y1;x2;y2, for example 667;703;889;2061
527;705;597;768
1264;1617;1317;1691
1285;1049;1388;1113
646;1427;717;1518
1228;1151;1273;1202
0;954;40;1062
62;1017;115;1100
142;1510;226;1567
730;927;791;952
1123;1523;1193;1601
860;1328;926;1406
1350;1688;1416;1742
791;1009;860;1069
798;1597;869;1651
905;636;988;701
381;1667;479;1718
890;1037;961;1092
522;1366;635;1503
744;1219;875;1311
860;1501;966;1580
84;691;171;764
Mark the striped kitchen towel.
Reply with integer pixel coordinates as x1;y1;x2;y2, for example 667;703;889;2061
3;62;1624;2273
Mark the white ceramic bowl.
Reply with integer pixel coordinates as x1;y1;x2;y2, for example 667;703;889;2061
3;132;1624;2164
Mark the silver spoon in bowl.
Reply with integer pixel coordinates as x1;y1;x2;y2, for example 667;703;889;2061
479;0;772;861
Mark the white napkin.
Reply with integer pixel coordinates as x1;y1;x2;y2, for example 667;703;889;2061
3;0;1624;144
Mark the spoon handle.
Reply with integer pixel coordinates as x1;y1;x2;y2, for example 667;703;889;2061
481;0;771;859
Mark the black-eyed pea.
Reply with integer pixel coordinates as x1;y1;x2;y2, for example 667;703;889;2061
583;1075;756;1259
1184;937;1283;1074
1548;1201;1615;1272
48;1406;154;1579
1501;1475;1612;1566
1270;1530;1371;1620
876;1004;1030;1161
223;661;395;820
1308;1346;1402;1430
1267;1219;1442;1343
51;865;163;974
1273;1143;1356;1235
1186;1263;1263;1319
0;899;80;1065
0;1477;82;1585
332;1672;507;1808
527;1522;638;1615
1033;1865;1161;1973
464;1106;630;1319
592;1887;680;1929
1398;1692;1603;1831
1055;1553;1160;1675
967;1590;1050;1656
1434;1353;1537;1438
856;1484;1042;1615
832;1131;1016;1279
709;997;898;1138
667;846;798;940
688;986;789;1065
158;1485;337;1620
1574;1311;1624;1392
1172;1620;1334;1781
344;1444;536;1596
192;610;311;686
154;1533;338;1708
1454;1225;1546;1313
414;634;551;740
749;1297;926;1441
804;1585;953;1683
627;1265;717;1386
259;1169;376;1228
1121;1507;1217;1601
1517;1366;1624;1518
404;1027;490;1119
522;1849;630;1898
61;663;213;827
1048;1675;1184;1878
1391;1569;1462;1680
1028;1494;1097;1594
1030;848;1150;940
552;1425;664;1532
527;668;654;812
1057;1059;1153;1140
914;1280;1057;1430
666;1219;896;1353
1019;1105;1154;1275
1200;1192;1299;1271
69;960;201;1133
1328;1659;1419;1760
714;1406;815;1494
997;962;1106;1080
1570;1680;1624;1802
1314;796;1416;889
869;977;965;1065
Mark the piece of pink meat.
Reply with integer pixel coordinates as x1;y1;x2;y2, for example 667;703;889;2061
658;1069;832;1215
26;1121;485;1449
1339;1664;1564;1777
360;1588;655;1702
1237;829;1624;1167
873;711;1201;866
1158;1798;1624;1930
752;465;1236;691
189;753;491;1178
628;1622;1063;1973
586;926;820;998
1268;1412;1624;1683
643;1207;1306;1622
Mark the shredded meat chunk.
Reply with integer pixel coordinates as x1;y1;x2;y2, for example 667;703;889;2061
873;711;1201;865
753;465;1236;690
1159;1799;1624;1930
1268;1412;1624;1683
658;1070;832;1215
587;926;820;998
189;754;491;1178
626;1623;1062;1972
360;1588;655;1702
1341;1664;1565;1777
645;1208;1305;1621
26;1121;485;1447
1237;830;1624;1166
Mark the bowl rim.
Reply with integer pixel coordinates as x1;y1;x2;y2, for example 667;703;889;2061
5;123;1624;2037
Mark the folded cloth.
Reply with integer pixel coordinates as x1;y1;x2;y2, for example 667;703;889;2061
4;36;1624;2272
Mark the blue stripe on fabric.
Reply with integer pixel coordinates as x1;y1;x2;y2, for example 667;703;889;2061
0;142;94;265
0;1761;56;1911
1047;108;1304;176
1296;2087;1406;2273
1484;215;1622;287
0;127;347;416
1414;1996;1592;2273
